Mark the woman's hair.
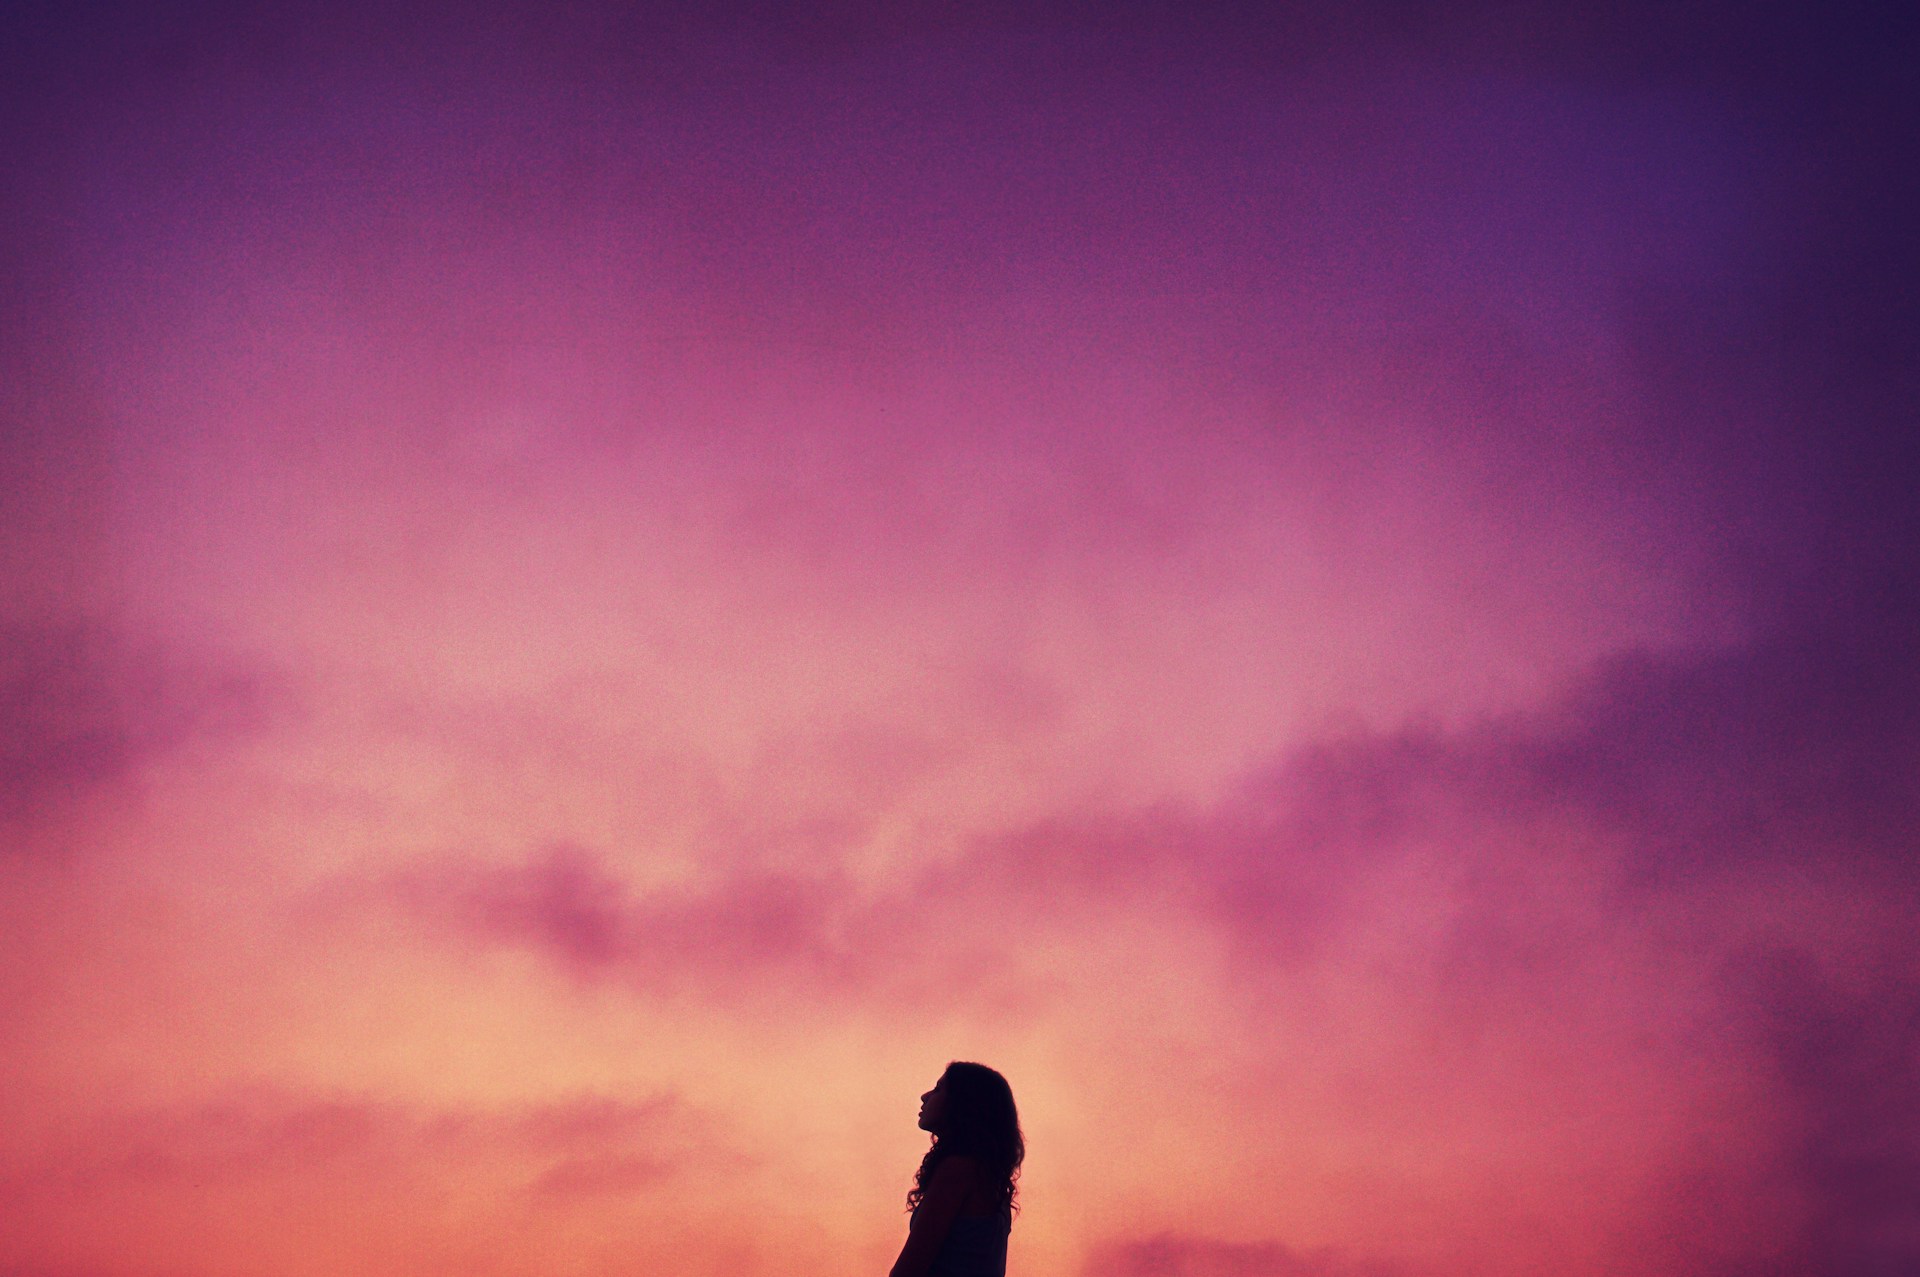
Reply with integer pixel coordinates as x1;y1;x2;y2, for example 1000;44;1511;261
906;1061;1024;1218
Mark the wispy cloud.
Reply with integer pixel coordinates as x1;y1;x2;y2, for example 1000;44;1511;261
351;573;1918;1273
1083;1234;1405;1277
0;1086;735;1274
0;620;283;825
6;1088;705;1196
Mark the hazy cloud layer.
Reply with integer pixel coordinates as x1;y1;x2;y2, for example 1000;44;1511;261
0;1087;737;1275
353;575;1918;1271
1083;1234;1404;1277
0;620;281;824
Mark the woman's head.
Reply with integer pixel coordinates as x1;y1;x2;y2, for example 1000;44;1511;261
908;1061;1024;1217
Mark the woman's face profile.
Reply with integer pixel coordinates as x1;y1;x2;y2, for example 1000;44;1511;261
917;1076;948;1133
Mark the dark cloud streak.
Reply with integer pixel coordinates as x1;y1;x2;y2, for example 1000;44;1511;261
1081;1233;1404;1277
0;621;282;826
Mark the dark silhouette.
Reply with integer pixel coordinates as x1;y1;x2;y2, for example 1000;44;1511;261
890;1062;1023;1277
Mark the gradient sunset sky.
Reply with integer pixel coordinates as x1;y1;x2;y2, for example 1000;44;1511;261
3;4;1916;1276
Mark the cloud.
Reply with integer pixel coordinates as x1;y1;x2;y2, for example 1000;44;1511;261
0;1086;734;1275
1205;600;1920;1274
1082;1234;1403;1277
363;571;1917;987
0;619;282;825
379;841;858;987
6;1087;700;1195
1729;948;1920;1277
367;562;1918;1272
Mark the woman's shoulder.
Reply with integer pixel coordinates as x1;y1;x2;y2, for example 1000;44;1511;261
930;1154;1004;1219
928;1153;982;1185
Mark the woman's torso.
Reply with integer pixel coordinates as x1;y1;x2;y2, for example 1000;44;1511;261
929;1213;1008;1277
918;1169;1009;1277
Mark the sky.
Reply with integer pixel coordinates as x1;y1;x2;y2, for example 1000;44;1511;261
2;3;1916;1276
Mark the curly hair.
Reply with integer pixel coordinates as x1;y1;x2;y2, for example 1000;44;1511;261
906;1061;1024;1219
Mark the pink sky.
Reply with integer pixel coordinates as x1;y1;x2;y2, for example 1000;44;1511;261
4;6;1916;1277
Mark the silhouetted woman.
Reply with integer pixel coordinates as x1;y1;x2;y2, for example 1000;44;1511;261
889;1061;1023;1277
